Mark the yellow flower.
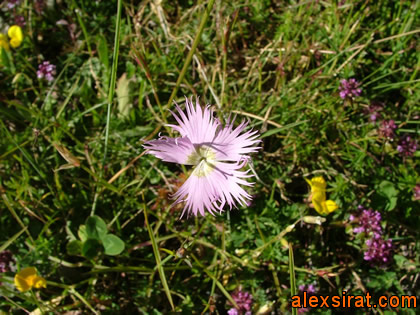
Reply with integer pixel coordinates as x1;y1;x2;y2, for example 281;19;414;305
8;25;23;48
305;176;338;216
312;197;339;215
305;176;327;193
14;267;47;292
0;34;10;52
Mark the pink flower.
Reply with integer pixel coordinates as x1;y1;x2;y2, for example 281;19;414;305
143;98;260;217
414;184;420;201
37;61;56;82
378;119;397;139
339;78;362;99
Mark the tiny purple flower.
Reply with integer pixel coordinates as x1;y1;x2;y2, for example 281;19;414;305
34;0;45;14
350;206;382;237
364;102;383;123
0;250;15;273
339;78;362;99
378;120;397;140
396;135;417;157
297;283;317;313
14;15;26;27
144;98;261;217
37;61;56;82
228;308;239;315
414;184;420;201
364;237;392;266
6;0;20;9
228;289;253;314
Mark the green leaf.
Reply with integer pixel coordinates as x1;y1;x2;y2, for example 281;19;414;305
78;225;88;242
67;240;82;256
102;234;125;256
0;47;13;72
379;180;399;198
126;61;136;79
86;216;108;240
82;239;103;259
378;181;399;211
116;73;132;119
97;35;109;70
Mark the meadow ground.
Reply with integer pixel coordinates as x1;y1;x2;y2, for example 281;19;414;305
0;0;419;313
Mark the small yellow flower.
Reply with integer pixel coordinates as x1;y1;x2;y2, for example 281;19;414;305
312;197;339;215
0;34;10;52
8;25;23;48
306;176;338;216
305;176;326;193
14;267;47;292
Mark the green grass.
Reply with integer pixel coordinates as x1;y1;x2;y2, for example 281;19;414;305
0;0;419;313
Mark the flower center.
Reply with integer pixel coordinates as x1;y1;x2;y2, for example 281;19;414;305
187;145;217;178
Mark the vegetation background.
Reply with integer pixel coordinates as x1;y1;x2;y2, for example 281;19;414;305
0;0;419;313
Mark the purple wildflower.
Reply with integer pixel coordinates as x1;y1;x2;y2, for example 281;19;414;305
37;61;56;82
228;309;239;315
6;0;20;9
228;289;253;315
364;237;393;265
350;206;382;238
351;205;393;266
364;102;383;122
397;135;417;157
297;283;317;313
378;120;397;140
0;250;15;273
14;15;26;27
144;98;261;217
298;284;317;295
414;184;420;201
34;0;45;14
339;78;362;99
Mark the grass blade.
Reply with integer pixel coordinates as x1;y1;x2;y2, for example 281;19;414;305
289;243;297;315
103;0;123;169
165;0;216;112
0;227;27;252
143;203;175;310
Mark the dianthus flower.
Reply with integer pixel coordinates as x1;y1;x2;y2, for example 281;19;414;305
144;98;260;217
8;25;23;48
349;206;382;238
397;135;417;157
14;267;46;292
378;120;397;139
339;78;362;99
228;289;253;315
37;61;56;82
305;176;338;215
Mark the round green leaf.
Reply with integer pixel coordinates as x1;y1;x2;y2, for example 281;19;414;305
102;234;125;256
86;216;108;240
78;225;88;242
82;238;103;259
67;240;82;256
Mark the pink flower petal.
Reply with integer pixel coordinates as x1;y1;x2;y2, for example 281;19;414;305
143;136;195;165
